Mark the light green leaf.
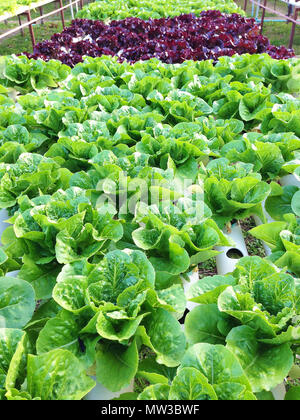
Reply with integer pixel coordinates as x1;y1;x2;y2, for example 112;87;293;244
27;349;95;400
96;340;138;392
226;326;293;392
0;277;35;329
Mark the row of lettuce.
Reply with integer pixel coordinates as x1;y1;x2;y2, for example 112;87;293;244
0;0;35;16
0;0;244;21
0;53;299;400
24;11;295;67
76;0;245;21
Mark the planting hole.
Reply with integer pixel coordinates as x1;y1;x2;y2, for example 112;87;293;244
226;248;244;260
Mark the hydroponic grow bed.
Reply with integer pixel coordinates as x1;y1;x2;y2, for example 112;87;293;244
23;11;295;66
0;0;300;402
0;51;299;400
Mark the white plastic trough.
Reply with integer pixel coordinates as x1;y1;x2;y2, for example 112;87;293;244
280;174;300;188
271;382;286;401
215;223;248;275
6;270;20;278
182;267;200;311
0;209;9;244
85;378;134;401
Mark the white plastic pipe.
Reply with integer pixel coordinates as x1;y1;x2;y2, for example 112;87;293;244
182;268;200;311
85;378;134;401
0;209;9;245
281;174;300;188
215;223;248;275
7;270;20;278
271;382;286;401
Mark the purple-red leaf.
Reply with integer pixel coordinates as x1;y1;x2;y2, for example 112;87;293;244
23;11;295;66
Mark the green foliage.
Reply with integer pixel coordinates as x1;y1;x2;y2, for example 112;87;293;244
250;214;300;276
138;343;256;400
77;0;245;21
0;53;299;400
0;55;70;94
0;1;38;17
184;257;298;393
